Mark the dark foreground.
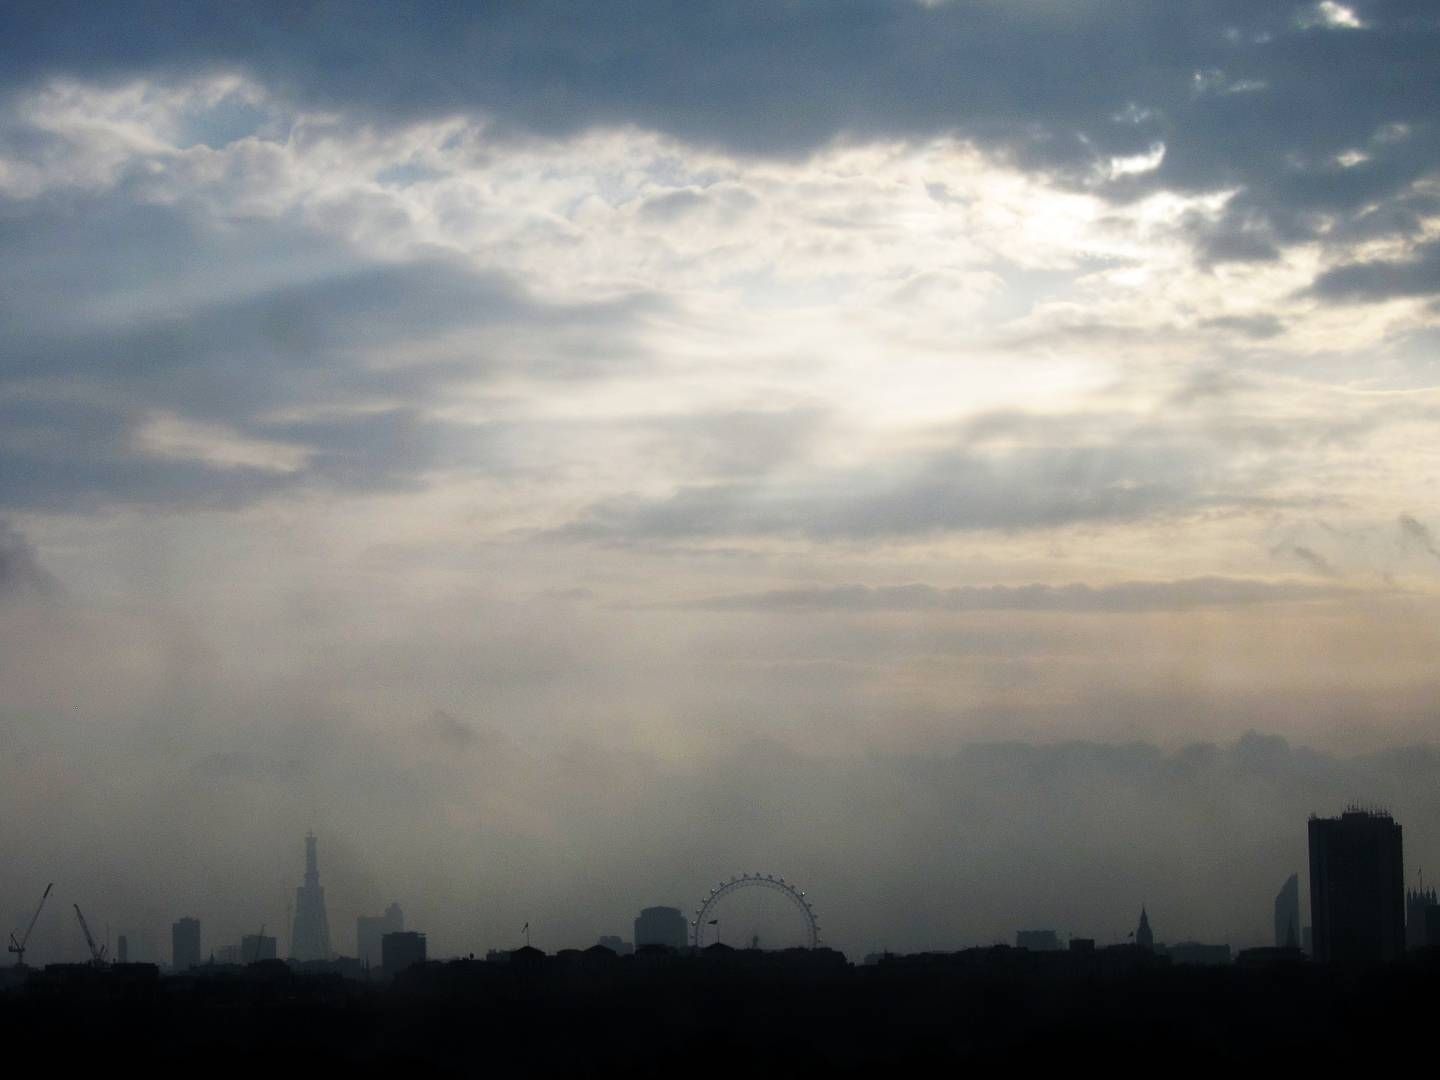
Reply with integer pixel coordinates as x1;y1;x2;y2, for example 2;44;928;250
4;946;1438;1073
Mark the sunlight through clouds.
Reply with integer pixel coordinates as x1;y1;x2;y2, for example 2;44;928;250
3;0;1440;959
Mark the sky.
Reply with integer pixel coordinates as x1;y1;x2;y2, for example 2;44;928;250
2;0;1440;963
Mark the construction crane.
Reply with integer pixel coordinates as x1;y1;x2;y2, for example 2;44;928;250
7;882;53;968
72;904;107;966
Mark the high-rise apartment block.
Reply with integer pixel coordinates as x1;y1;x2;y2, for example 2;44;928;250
1308;809;1404;966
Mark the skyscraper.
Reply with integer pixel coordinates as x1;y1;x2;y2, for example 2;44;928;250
241;933;278;963
1406;885;1436;950
289;832;333;962
172;917;201;971
1275;872;1301;949
381;931;426;974
357;902;404;967
1308;809;1405;966
1135;907;1154;950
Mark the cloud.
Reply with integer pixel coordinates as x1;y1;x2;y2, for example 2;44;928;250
424;709;479;751
634;408;830;480
3;0;1436;273
189;750;305;783
1200;314;1286;339
1399;513;1440;561
0;192;662;510
637;188;709;223
1274;543;1338;577
1307;239;1440;302
1295;2;1367;31
0;518;59;599
560;439;1246;543
682;577;1354;614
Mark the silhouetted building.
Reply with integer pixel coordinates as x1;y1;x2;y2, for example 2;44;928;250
597;935;633;955
241;934;277;963
357;902;404;967
634;942;681;968
1406;886;1436;950
1069;938;1095;953
634;906;687;950
1275;872;1301;949
172;917;201;971
1135;908;1153;950
381;931;426;974
1237;945;1308;969
1164;942;1231;966
1308;808;1405;966
290;954;365;980
1016;930;1061;951
509;944;547;974
289;832;332;962
214;944;239;965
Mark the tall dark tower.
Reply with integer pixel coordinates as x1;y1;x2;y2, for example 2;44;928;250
289;832;333;962
1308;808;1404;966
1274;872;1301;948
172;917;201;971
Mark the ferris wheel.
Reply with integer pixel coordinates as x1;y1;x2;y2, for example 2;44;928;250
692;873;820;949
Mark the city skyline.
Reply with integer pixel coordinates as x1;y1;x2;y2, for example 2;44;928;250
12;802;1440;968
10;736;1440;963
3;0;1440;978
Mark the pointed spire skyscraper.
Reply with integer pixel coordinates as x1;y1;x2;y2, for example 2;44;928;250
289;832;332;962
1135;906;1154;950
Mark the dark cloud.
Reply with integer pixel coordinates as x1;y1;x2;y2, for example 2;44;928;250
683;577;1353;614
2;1;1437;270
637;188;709;223
1307;238;1440;301
1273;543;1338;577
0;194;661;510
1185;207;1284;265
0;200;648;412
1200;314;1286;339
0;518;60;598
637;185;759;225
1398;512;1440;560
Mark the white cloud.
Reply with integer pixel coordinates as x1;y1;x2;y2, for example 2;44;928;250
1296;2;1367;30
1106;142;1166;180
133;413;309;473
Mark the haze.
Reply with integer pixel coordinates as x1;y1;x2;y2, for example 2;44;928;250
3;1;1440;963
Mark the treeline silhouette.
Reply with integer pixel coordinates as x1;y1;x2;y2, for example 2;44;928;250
6;945;1440;1070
